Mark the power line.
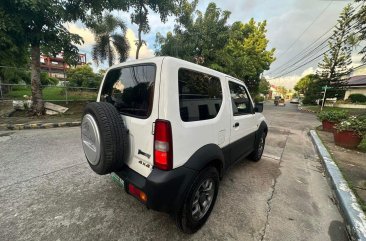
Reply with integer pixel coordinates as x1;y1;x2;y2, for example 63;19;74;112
269;21;358;77
273;43;329;76
268;2;363;78
269;25;366;80
268;50;330;80
274;1;333;61
267;26;333;76
268;34;331;76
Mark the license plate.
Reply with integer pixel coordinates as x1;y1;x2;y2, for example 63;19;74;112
111;172;125;188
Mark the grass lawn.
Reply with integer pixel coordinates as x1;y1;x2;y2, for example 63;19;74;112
302;105;366;115
4;86;97;101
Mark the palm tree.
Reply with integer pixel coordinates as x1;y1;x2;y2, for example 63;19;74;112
89;14;130;67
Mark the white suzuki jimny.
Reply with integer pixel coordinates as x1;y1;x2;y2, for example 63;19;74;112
81;57;267;233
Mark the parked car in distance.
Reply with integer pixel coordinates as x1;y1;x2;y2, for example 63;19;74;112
80;56;268;234
290;98;299;104
274;96;281;106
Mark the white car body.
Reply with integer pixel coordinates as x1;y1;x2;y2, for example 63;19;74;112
97;57;266;178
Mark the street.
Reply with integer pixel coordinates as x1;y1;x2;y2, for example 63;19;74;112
0;102;348;241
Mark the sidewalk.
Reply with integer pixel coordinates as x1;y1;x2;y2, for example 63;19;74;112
317;130;366;212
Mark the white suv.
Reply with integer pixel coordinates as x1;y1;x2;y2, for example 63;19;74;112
81;57;267;233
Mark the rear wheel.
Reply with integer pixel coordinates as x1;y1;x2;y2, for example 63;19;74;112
175;167;219;234
249;131;266;162
81;102;129;175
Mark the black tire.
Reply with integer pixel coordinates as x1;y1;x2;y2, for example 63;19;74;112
249;131;266;162
81;102;129;175
175;167;219;234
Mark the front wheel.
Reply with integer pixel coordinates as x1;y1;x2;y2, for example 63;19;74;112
249;131;266;162
175;167;219;234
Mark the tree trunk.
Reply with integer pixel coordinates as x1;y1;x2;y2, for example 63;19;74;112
30;42;45;115
108;40;113;67
136;5;143;60
136;26;143;59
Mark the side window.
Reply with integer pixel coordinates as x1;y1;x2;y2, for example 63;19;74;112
100;65;156;118
178;69;222;122
229;81;253;115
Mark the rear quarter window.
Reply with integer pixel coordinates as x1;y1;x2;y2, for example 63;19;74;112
100;64;156;119
178;69;222;122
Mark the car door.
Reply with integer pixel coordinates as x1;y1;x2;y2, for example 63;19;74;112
99;64;159;178
227;79;258;165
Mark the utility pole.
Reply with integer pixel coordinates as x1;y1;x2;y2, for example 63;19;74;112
321;85;327;112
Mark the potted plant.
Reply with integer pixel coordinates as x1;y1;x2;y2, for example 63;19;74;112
317;110;348;132
334;116;366;149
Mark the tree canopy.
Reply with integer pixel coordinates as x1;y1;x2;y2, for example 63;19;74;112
0;0;128;115
317;4;354;99
156;2;230;65
88;13;130;67
258;77;270;95
67;64;103;88
294;74;323;105
217;19;275;93
354;0;366;62
129;0;178;59
155;2;275;93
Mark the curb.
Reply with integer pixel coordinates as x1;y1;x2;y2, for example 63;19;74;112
298;105;317;113
310;130;366;241
0;121;81;130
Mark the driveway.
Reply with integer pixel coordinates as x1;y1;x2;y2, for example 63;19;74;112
0;102;348;241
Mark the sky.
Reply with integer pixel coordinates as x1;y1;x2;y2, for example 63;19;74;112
67;0;360;90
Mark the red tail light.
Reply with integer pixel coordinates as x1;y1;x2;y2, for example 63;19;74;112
128;184;147;203
154;119;173;170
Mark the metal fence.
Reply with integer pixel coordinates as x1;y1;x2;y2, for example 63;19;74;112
0;83;98;102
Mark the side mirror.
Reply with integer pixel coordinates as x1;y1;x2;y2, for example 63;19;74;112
254;102;263;113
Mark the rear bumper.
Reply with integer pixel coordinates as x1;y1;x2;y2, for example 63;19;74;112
114;165;197;213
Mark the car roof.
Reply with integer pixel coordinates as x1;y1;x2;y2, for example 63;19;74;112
106;56;245;85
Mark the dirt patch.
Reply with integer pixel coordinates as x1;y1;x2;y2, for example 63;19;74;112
0;101;88;125
0;101;14;117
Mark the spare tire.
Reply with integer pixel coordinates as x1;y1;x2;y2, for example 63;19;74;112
81;102;129;175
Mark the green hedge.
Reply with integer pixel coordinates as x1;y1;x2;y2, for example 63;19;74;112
317;109;348;122
254;95;265;102
349;94;366;103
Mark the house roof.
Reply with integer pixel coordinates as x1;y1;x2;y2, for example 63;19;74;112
346;75;366;86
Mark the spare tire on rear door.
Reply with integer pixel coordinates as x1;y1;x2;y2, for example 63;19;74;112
81;102;129;175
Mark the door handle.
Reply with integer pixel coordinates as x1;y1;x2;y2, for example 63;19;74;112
233;122;239;128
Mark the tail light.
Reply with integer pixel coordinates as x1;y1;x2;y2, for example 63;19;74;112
128;184;147;203
154;119;173;170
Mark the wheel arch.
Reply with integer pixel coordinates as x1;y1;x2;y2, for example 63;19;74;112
254;121;268;148
183;143;225;179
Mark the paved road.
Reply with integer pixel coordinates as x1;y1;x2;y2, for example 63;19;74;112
0;102;348;241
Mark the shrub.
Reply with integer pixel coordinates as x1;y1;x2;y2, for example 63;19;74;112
358;136;366;152
40;72;60;86
335;115;366;136
358;136;366;151
254;95;265;102
302;96;315;105
348;94;366;103
317;110;348;122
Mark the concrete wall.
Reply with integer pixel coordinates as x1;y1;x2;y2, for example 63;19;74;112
334;103;366;109
344;87;366;100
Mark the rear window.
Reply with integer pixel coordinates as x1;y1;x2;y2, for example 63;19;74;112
178;69;222;122
100;64;156;118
